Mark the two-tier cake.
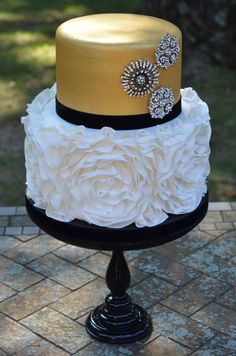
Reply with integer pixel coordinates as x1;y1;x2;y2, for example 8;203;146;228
22;13;211;228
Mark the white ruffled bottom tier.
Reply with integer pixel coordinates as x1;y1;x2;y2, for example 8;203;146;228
22;84;211;228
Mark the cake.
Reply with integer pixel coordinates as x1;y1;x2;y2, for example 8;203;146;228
22;13;211;229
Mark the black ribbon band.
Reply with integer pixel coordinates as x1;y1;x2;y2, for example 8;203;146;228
55;97;181;130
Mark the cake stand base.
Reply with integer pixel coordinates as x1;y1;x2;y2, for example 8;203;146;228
86;296;152;344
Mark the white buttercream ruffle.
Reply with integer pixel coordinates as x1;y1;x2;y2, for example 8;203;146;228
22;84;211;228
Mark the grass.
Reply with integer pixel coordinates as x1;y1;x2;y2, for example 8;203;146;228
0;154;25;205
0;0;235;204
194;67;236;200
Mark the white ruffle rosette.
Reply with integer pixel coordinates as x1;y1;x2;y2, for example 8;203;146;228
22;84;211;228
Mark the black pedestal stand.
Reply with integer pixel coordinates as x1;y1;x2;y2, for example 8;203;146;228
26;193;208;344
86;250;152;343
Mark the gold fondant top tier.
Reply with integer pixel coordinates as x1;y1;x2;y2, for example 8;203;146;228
56;13;182;116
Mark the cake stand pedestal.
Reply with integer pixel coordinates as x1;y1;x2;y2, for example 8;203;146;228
25;193;208;344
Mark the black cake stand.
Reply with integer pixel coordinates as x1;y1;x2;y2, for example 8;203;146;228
26;193;208;344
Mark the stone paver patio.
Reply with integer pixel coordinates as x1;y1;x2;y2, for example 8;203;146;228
0;202;235;355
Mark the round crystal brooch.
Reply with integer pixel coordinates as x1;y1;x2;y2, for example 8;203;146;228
149;87;174;119
121;60;159;97
155;33;180;69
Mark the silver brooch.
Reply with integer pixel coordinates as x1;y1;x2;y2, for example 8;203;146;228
155;33;180;69
121;60;159;97
149;87;174;119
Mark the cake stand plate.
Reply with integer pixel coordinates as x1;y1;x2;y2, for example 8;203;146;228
25;193;208;344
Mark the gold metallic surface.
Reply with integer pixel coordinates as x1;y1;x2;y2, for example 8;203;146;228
56;13;182;116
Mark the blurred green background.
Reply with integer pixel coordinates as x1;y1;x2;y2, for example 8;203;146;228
0;0;236;205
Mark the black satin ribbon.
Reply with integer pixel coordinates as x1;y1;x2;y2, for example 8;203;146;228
55;97;181;130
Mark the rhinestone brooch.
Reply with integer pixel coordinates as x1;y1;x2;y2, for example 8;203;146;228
155;33;180;69
121;60;159;97
120;32;179;118
149;87;174;119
